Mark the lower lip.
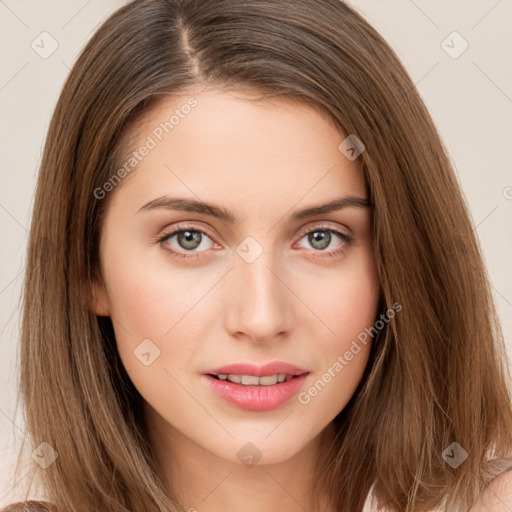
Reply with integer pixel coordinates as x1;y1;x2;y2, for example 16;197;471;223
203;374;309;412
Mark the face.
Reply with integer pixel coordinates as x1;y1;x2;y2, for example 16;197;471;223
92;87;380;468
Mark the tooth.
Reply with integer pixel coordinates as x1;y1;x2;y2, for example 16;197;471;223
222;373;293;385
241;375;260;385
259;374;279;386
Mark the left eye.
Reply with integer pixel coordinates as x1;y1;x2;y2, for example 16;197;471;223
297;228;350;252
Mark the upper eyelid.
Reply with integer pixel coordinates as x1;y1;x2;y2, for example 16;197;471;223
159;221;351;245
161;222;217;241
296;222;350;237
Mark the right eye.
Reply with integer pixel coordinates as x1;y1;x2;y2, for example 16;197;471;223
156;225;219;259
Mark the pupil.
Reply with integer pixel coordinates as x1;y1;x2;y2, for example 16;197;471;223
310;230;330;250
179;230;201;250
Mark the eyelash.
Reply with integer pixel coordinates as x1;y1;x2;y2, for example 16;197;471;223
154;223;354;260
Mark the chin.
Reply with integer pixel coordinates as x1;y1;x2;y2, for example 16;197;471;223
204;426;318;467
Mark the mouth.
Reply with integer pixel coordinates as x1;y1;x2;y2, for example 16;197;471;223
202;362;310;412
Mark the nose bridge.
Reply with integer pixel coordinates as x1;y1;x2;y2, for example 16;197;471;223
225;237;293;342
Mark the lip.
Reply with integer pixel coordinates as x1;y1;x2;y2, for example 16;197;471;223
202;361;309;412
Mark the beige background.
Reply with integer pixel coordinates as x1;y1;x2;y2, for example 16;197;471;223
1;0;511;506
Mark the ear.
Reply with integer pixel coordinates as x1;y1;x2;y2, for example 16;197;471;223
89;272;111;317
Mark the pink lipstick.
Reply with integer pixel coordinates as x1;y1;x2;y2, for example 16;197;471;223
203;362;309;412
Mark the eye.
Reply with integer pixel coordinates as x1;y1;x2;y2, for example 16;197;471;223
296;225;353;259
156;225;217;259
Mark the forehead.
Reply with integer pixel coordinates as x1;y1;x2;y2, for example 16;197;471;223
107;87;368;218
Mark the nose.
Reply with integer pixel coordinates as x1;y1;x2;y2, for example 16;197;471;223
224;245;295;345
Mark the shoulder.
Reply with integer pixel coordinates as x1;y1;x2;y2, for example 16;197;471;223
469;469;512;511
1;501;58;512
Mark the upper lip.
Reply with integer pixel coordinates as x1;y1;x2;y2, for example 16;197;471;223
205;362;309;377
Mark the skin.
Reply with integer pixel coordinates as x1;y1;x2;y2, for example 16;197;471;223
92;87;381;512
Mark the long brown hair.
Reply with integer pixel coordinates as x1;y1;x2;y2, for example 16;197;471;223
9;0;512;510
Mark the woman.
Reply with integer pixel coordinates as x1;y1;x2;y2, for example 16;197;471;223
5;0;512;510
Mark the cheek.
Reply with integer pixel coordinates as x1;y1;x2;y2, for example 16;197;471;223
296;251;380;415
305;249;381;346
99;240;192;371
105;265;198;407
102;234;193;333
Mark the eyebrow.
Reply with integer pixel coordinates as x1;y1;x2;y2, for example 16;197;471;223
137;194;371;222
